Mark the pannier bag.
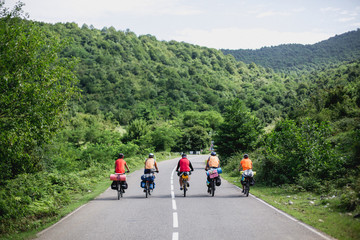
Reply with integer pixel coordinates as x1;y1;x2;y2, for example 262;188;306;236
122;182;128;189
140;180;155;189
111;181;117;190
216;167;223;174
111;181;128;190
141;173;155;181
215;177;221;186
110;174;126;181
250;178;255;186
207;169;219;179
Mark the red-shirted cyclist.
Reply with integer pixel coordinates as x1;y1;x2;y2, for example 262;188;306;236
115;153;130;174
176;153;194;190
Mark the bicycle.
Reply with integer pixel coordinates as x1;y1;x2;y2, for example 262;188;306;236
179;171;191;197
142;171;158;198
110;171;129;200
240;170;256;197
206;168;220;197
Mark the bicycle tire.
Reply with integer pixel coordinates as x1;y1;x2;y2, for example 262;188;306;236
183;180;187;197
245;181;250;197
117;182;121;200
211;181;215;197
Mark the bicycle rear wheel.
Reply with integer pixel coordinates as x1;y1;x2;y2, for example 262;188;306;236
145;181;149;198
211;181;215;197
117;183;122;200
245;182;250;197
183;180;187;197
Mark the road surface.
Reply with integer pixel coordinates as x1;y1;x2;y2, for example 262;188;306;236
37;155;334;240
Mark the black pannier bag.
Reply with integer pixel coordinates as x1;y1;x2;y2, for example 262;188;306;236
216;177;221;186
250;178;255;186
121;182;128;189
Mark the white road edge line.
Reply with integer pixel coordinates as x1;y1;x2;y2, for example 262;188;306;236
171;165;179;239
233;185;333;240
37;203;89;236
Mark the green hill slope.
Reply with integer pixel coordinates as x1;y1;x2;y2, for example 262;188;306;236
222;29;360;72
41;22;297;124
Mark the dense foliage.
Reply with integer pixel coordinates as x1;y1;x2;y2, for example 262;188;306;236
222;29;360;72
37;21;298;126
0;2;79;181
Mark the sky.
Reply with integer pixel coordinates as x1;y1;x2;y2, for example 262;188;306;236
3;0;360;50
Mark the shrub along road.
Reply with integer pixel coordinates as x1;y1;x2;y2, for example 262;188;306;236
36;155;334;240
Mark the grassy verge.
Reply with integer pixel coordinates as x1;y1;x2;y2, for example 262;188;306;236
223;174;360;240
0;152;178;240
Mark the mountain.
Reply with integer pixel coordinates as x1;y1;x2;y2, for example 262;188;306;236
221;29;360;72
39;22;298;125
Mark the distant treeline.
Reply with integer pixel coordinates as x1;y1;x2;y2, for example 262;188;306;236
222;29;360;72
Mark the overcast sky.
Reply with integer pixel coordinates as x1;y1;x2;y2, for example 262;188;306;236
4;0;360;49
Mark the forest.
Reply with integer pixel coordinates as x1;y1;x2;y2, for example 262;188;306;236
0;1;359;238
222;29;360;72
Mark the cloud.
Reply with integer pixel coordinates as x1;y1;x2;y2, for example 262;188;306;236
256;10;290;18
338;17;356;23
321;7;341;13
169;28;333;49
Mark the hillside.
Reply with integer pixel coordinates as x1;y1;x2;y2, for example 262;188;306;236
40;22;298;125
221;29;360;72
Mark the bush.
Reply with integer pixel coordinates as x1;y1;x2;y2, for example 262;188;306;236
0;165;110;235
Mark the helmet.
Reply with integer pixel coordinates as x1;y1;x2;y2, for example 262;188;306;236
118;153;124;158
211;152;216;156
182;153;187;158
244;154;249;158
149;153;154;158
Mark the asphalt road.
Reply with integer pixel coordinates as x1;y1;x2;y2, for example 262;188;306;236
36;155;334;240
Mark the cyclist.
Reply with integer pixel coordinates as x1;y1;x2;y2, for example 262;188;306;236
114;153;130;192
239;154;253;193
176;153;194;190
144;153;159;174
205;151;220;171
142;153;159;192
115;153;130;174
205;152;220;192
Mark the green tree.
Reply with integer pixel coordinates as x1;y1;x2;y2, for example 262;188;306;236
0;1;79;180
123;119;149;143
178;126;210;151
214;99;263;161
258;119;341;187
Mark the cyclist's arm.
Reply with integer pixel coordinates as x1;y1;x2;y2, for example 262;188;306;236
189;161;194;171
125;163;130;172
154;161;159;171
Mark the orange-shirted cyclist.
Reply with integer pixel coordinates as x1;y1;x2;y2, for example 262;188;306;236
144;153;159;174
205;151;220;171
239;154;253;192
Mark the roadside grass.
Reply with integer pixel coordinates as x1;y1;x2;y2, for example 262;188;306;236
223;174;360;240
1;152;178;240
